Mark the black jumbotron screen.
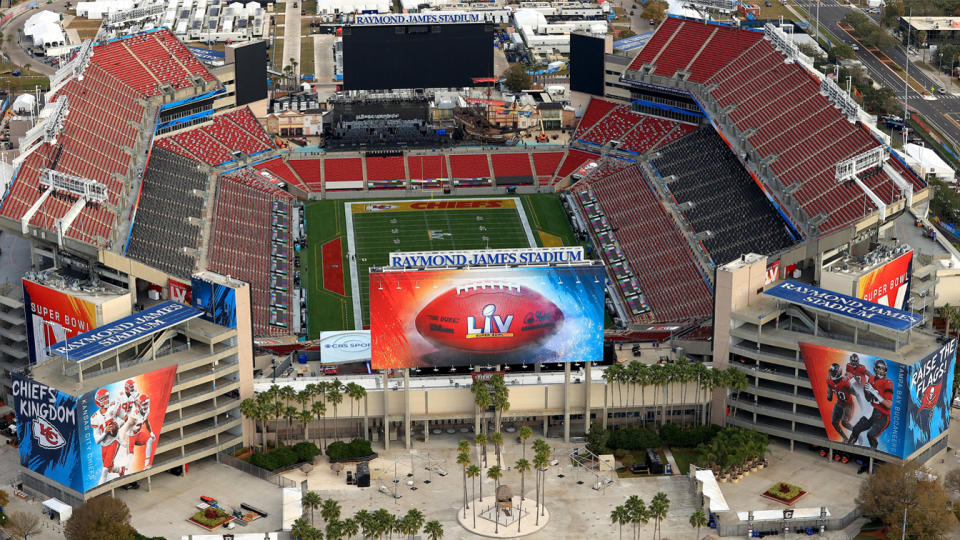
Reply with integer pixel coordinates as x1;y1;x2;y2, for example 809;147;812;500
342;24;493;90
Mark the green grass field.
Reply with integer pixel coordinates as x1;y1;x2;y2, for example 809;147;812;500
302;194;580;336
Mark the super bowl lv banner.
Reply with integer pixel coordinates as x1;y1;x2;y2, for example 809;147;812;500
800;340;956;458
12;375;84;492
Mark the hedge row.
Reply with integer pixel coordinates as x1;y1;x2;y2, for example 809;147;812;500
326;439;374;461
250;442;322;471
607;424;722;452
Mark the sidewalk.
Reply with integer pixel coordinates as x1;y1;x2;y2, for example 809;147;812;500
662;446;681;475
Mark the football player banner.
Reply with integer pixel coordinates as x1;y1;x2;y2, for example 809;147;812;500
800;339;956;459
369;265;606;369
12;365;178;493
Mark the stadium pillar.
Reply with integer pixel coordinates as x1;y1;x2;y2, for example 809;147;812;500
383;371;390;451
364;394;369;441
584;362;592;435
563;362;571;443
602;383;608;430
425;419;429;443
404;369;411;450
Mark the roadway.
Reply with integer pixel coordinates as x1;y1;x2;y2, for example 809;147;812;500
281;0;301;76
792;0;960;149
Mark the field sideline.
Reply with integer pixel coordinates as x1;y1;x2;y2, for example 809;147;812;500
301;194;582;337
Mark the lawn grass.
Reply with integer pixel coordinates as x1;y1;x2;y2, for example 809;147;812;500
763;481;807;504
65;17;101;41
615;449;669;478
302;193;580;335
669;448;698;475
300;37;314;78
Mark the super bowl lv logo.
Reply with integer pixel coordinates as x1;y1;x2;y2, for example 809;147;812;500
467;304;514;339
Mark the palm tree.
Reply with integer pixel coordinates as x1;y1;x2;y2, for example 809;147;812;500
371;508;391;539
487;465;503;533
284;405;299;444
650;492;670;540
490;375;510;433
321;498;341;525
474;432;487;473
328;384;344;442
354;509;372;538
649;365;667;427
240;397;266;453
346;382;367;438
611;504;630;540
518;425;533;459
532;439;551;518
423;520;443;540
690;508;708;539
473;380;493;437
404;509;424;539
299;409;315;442
291;517;313;540
341;517;358;539
603;363;622;408
515;458;531;533
490;432;504;468
532;452;548;526
313;399;328;450
326;519;343;540
466;464;481;528
457;451;471;517
725;367;749;419
302;490;322;524
626;495;648;540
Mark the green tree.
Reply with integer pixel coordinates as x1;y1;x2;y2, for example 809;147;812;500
502;64;532;93
327;383;344;442
917;30;928;46
290;517;314;540
312;398;328;451
302;491;322;524
938;303;958;338
625;495;648;540
346;381;367;439
457;451;471;518
861;86;899;115
586;421;609;455
641;0;668;23
404;508;424;539
945;468;960;493
690;508;708;539
474;432;488;476
515;458;531;533
424;520;444;540
611;504;630;540
490;375;510;434
65;495;135;540
487;466;504;533
649;492;670;540
490;432;504;468
832;43;855;61
240;397;267;452
0;489;7;511
466;464;481;529
518;425;533;459
320;498;341;525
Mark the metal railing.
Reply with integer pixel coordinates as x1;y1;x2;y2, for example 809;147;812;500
218;443;299;489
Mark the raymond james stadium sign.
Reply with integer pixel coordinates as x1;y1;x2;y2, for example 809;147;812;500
763;280;922;332
389;247;585;268
353;12;482;25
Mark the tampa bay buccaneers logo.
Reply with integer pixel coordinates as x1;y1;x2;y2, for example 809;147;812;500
919;382;943;411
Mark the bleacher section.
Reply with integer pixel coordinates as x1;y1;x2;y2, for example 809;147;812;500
626;17;927;235
572;99;700;157
490;153;533;184
288;159;322;191
407;155;447;180
0;61;149;246
254;158;309;194
126;147;205;278
651;128;797;264
572;98;617;140
365;156;406;181
575;164;714;322
531;151;564;185
155;108;274;166
91;28;215;98
208;169;295;336
450;154;491;180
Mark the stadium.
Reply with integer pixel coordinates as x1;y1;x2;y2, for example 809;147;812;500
0;13;954;522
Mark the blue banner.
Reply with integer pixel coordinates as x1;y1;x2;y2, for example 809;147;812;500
49;302;202;362
764;280;922;332
13;375;84;492
192;277;238;329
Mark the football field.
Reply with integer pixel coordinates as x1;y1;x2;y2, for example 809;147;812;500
302;194;580;335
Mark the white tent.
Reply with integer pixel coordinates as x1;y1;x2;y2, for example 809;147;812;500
903;143;955;182
11;94;36;114
42;498;73;523
281;487;301;531
23;11;65;49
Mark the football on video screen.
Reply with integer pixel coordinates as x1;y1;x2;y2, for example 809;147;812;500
800;339;956;458
370;266;605;369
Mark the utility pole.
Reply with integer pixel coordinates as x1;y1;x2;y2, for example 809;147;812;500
901;506;907;540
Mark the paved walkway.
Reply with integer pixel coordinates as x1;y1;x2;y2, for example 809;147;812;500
662;446;681;475
281;0;301;75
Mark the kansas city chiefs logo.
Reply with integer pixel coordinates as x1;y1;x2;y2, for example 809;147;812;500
366;204;397;212
33;417;65;450
919;382;943;410
466;305;514;339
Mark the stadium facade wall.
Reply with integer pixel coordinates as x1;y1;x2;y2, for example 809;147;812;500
713;254;950;470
